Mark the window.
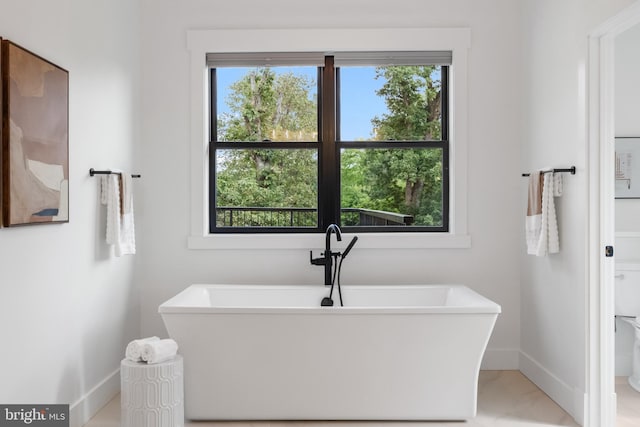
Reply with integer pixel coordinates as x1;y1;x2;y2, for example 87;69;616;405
209;52;450;234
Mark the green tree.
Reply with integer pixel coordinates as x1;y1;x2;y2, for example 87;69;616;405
340;149;371;225
216;68;318;226
363;66;443;225
371;66;441;141
219;68;317;142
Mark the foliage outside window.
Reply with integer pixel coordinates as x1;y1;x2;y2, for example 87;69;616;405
210;54;449;233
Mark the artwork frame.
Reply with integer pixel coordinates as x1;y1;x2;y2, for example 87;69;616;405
615;137;640;199
1;40;69;226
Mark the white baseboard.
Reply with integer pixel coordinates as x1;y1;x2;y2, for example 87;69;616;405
574;386;586;426
68;368;120;427
519;350;584;425
481;348;520;370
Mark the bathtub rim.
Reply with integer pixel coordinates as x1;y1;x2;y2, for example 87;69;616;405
158;284;501;315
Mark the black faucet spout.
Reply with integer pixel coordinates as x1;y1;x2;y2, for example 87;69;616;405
325;224;342;253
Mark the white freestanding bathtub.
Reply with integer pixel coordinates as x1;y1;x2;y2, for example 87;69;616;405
159;284;500;421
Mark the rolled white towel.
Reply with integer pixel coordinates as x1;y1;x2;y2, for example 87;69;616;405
141;339;179;364
125;336;159;362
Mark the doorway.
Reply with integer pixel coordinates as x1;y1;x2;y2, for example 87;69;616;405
588;2;640;426
613;21;640;427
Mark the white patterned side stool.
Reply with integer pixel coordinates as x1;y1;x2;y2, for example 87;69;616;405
121;355;184;427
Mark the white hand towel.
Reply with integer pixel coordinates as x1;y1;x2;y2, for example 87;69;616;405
526;170;560;256
540;171;560;255
118;173;136;256
141;339;179;364
125;336;159;362
553;172;563;197
101;173;136;256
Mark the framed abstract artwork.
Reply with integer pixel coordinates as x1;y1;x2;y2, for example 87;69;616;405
1;40;69;226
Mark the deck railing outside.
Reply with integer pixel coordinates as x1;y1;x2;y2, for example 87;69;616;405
216;207;414;227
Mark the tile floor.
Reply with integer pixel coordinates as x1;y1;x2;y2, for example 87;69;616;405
85;371;639;427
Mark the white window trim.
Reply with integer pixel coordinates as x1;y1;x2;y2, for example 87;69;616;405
187;28;471;250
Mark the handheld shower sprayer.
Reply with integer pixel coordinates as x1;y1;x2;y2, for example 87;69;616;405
341;236;358;259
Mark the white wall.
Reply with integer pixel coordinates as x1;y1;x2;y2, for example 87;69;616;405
139;0;523;368
615;23;640;232
520;0;635;423
0;1;141;425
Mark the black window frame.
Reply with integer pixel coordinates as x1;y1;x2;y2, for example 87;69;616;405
209;55;449;234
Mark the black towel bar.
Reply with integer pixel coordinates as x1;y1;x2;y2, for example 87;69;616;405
89;168;141;178
522;166;575;177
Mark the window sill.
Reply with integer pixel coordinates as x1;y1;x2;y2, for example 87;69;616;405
187;233;471;250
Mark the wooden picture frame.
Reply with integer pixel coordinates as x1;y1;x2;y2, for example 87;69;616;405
1;40;69;226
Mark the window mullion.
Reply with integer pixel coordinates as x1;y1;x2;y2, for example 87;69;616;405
319;56;338;228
